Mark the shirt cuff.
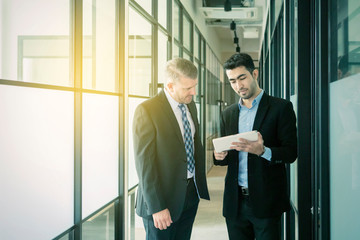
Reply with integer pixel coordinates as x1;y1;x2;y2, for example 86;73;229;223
261;146;272;161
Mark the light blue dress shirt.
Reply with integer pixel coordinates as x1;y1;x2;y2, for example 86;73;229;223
238;90;272;187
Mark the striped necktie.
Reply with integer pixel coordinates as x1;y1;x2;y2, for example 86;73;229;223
178;104;195;173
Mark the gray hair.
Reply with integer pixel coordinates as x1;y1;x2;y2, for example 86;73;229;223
165;58;198;84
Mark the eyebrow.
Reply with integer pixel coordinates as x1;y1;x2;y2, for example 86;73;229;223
229;74;246;81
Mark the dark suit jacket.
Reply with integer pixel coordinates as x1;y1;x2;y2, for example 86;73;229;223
133;90;210;222
214;92;297;219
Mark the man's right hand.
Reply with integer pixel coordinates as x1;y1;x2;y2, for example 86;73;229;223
214;150;228;160
152;208;173;230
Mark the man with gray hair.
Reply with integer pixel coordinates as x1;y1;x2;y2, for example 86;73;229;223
133;58;210;240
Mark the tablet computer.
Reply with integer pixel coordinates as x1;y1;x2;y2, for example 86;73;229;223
212;130;258;153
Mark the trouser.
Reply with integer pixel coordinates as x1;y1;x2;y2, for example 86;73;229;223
226;187;281;240
142;178;199;240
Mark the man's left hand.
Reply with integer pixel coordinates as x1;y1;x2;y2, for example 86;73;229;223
230;132;264;156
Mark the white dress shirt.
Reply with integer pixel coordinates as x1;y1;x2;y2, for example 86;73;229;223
164;89;195;179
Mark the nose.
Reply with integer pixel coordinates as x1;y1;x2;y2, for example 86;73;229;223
235;79;242;89
190;87;196;95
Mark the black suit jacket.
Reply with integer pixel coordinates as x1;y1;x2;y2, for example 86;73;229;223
214;92;297;219
133;90;210;222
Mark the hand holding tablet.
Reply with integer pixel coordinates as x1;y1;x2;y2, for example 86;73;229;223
212;130;259;153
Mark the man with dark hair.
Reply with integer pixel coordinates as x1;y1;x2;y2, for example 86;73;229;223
133;58;210;240
214;53;298;240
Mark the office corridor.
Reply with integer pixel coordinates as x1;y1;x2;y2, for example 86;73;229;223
192;166;228;240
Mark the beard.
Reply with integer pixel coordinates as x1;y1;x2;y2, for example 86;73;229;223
238;78;258;99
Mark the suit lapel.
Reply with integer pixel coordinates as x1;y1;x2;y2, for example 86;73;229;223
187;102;199;134
157;90;184;144
253;92;270;131
230;105;240;134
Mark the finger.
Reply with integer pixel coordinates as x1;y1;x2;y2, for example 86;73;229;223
158;220;166;230
238;138;249;144
153;219;159;229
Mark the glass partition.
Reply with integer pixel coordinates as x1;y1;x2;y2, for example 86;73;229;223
183;14;191;51
82;93;119;218
83;0;116;92
129;7;152;97
329;0;360;238
0;0;71;86
82;203;115;239
0;85;74;240
158;0;167;28
158;30;168;87
173;1;180;41
134;0;152;15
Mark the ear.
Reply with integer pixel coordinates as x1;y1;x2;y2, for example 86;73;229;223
252;69;259;81
166;81;174;93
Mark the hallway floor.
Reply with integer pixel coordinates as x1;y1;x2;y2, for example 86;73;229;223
191;165;228;240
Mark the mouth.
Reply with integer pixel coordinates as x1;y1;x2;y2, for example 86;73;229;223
238;89;247;95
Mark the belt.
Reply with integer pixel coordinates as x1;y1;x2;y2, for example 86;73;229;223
239;186;249;196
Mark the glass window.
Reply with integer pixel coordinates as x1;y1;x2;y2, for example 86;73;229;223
0;85;74;240
173;1;180;41
82;203;115;240
329;0;360;239
0;0;71;86
290;0;299;211
183;14;191;51
158;0;167;28
82;93;119;219
173;43;180;58
128;191;145;240
83;0;117;92
129;7;152;97
158;30;168;87
134;0;152;15
194;29;200;60
183;51;191;61
274;0;283;27
58;231;74;240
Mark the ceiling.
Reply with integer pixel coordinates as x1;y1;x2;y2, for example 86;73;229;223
196;0;266;65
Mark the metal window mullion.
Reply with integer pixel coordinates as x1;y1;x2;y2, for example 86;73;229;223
116;0;126;239
73;0;83;239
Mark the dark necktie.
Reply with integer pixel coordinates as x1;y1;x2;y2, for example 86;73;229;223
178;104;195;173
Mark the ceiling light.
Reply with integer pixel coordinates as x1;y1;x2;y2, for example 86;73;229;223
230;20;236;30
224;0;232;12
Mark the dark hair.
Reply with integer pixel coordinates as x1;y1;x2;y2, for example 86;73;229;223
223;53;255;73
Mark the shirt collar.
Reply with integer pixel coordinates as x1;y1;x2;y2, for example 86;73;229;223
238;89;264;109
